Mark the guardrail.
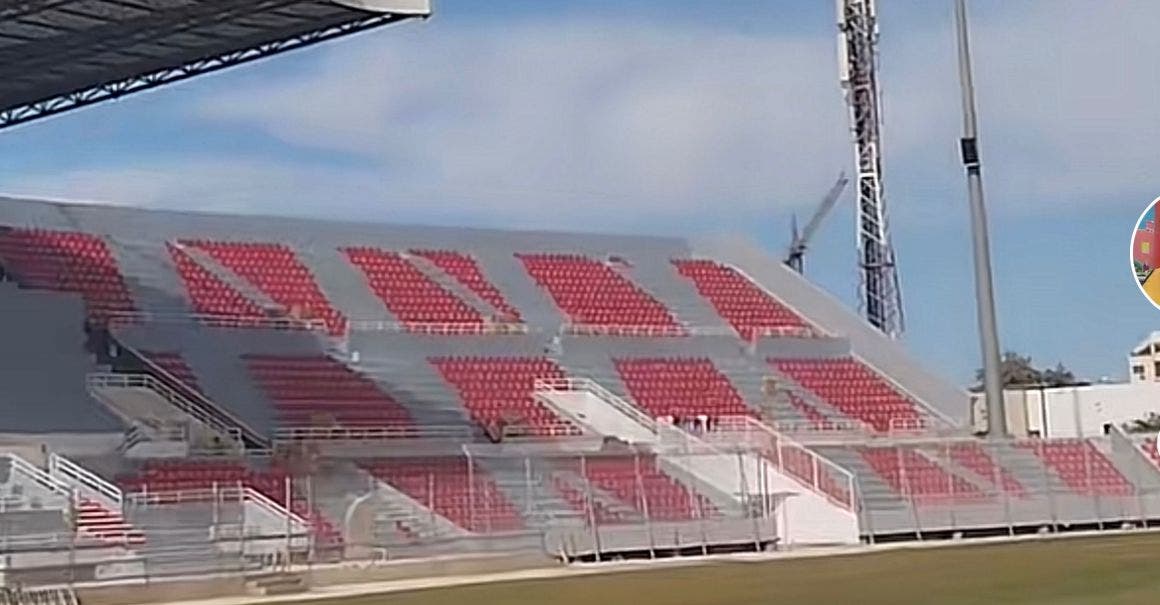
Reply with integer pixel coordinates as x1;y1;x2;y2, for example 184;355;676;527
345;320;531;335
87;373;245;445
707;415;857;511
48;453;122;509
105;310;327;332
273;425;475;442
3;453;71;499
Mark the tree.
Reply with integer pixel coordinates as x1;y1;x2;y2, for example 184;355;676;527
972;351;1082;391
1041;362;1078;387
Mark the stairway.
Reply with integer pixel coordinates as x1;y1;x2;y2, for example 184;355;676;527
75;498;146;545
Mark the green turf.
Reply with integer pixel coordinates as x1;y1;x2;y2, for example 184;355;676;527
319;533;1160;605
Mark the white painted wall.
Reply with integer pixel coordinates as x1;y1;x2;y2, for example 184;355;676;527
973;382;1160;438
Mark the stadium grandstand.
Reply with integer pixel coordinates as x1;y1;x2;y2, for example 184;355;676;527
0;0;1158;602
2;193;1160;591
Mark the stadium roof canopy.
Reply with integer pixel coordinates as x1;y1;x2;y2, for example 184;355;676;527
0;0;430;130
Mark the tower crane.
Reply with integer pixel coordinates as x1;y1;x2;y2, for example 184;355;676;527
785;173;849;274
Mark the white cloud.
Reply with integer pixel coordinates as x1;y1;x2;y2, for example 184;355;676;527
9;2;1160;231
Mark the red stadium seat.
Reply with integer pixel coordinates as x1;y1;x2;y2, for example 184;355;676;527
0;228;136;322
516;253;681;332
183;239;346;335
342;247;485;327
771;358;925;432
672;259;807;340
615;357;753;419
411;249;523;322
243;354;414;429
430;356;580;436
361;457;524;533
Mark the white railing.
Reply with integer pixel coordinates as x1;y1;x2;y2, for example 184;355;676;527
105;310;328;332
88;373;233;442
273;425;475;442
748;325;824;340
345;320;531;335
48;454;122;509
707;415;857;511
561;323;690;338
534;377;657;431
3;453;71;498
125;485;306;526
771;419;875;435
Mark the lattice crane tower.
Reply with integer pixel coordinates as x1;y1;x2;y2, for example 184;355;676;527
837;0;905;338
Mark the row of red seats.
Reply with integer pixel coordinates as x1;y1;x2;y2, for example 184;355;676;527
361;457;524;533
342;247;485;326
615;357;753;419
860;447;984;503
412;249;523;322
430;356;580;436
772;358;925;432
517;253;682;331
673;259;806;341
1018;440;1133;496
244;354;414;428
0;229;136;321
186;240;347;335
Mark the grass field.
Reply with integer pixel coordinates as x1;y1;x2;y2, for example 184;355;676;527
318;533;1160;605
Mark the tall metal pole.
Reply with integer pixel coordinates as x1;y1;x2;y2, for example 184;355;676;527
954;0;1007;437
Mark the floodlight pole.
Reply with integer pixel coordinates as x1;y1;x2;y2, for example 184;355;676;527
954;0;1007;438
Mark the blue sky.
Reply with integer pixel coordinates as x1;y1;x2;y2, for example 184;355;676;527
0;0;1158;386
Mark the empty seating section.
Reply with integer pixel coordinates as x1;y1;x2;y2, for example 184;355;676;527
167;243;267;325
614;357;752;419
118;460;341;544
516;253;681;331
140;351;202;392
576;456;713;521
431;356;579;436
0;228;135;321
362;457;523;532
185;240;346;335
948;443;1025;495
860;447;983;503
341;247;483;326
672;259;805;340
772;358;924;432
411;249;522;322
243;355;413;429
1018;440;1133;496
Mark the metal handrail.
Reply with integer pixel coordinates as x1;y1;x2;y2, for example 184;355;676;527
273;425;475;442
87;373;254;447
48;453;122;508
105;310;327;332
345;320;531;335
710;415;857;511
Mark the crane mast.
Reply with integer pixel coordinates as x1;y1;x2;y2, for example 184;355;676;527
837;0;905;338
786;173;849;274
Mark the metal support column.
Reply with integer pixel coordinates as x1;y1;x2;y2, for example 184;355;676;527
954;0;1007;437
